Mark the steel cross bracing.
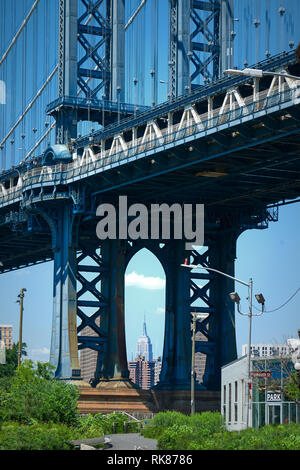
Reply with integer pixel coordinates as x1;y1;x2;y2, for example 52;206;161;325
52;0;126;145
190;0;221;84
168;0;233;97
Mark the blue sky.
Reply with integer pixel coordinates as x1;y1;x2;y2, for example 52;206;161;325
0;201;299;363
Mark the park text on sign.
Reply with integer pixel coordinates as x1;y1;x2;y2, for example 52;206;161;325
267;391;282;402
251;371;272;378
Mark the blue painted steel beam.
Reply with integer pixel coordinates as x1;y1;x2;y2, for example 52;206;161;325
49;204;81;380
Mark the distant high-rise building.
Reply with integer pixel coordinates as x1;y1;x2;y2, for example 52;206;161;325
192;313;208;385
154;358;162;386
128;319;160;389
80;317;100;384
0;325;13;350
128;357;156;389
242;342;294;358
136;318;153;361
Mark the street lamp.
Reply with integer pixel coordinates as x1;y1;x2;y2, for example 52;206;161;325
16;288;27;367
224;68;300;81
191;312;202;415
181;262;265;428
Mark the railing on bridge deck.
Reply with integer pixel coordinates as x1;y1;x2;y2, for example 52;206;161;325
0;81;299;207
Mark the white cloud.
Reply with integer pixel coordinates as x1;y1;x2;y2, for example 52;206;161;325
156;307;165;315
29;347;50;356
125;271;165;290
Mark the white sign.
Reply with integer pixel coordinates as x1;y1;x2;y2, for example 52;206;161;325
267;391;282;402
0;340;6;365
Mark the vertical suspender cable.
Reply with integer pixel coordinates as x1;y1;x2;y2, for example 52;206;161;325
32;2;38;154
265;0;271;57
254;0;260;64
11;0;16;167
0;0;6;169
21;0;27;163
151;0;158;106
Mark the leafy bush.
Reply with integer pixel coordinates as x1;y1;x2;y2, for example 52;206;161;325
158;424;194;450
77;413;139;435
142;410;300;450
0;422;75;450
142;411;189;439
0;361;79;425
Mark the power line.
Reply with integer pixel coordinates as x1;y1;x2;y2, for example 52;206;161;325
254;286;300;313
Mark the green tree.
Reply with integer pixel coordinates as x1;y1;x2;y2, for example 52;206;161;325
284;372;300;405
0;342;27;378
1;360;79;425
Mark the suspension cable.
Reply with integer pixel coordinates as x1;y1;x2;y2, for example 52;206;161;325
0;66;58;148
23;123;55;162
125;0;147;31
0;0;40;67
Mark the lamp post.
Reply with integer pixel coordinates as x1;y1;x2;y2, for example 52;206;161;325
191;312;202;415
117;86;121;124
16;288;27;367
224;68;300;81
182;262;265;428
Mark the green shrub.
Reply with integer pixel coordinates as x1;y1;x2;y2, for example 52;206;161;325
151;411;189;427
1;361;79;426
158;424;194;450
143;410;300;450
142;411;224;442
0;422;74;450
77;413;139;436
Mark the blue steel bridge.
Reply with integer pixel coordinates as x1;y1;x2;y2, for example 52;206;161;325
0;1;300;399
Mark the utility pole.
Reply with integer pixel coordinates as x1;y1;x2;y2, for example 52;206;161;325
17;288;27;367
191;314;196;415
182;262;265;428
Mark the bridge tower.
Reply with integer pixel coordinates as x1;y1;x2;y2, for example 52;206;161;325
46;0;241;400
169;0;234;98
49;0;125;146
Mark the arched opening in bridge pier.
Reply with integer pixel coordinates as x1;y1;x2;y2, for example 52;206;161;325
125;247;166;389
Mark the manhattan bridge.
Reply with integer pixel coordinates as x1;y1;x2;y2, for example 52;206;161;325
0;0;299;412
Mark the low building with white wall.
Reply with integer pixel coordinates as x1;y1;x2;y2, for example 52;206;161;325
221;354;300;431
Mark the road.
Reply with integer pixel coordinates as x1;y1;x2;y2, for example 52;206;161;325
104;433;158;451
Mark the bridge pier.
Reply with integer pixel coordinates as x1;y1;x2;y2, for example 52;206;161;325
158;240;192;390
97;239;129;384
192;230;239;390
44;203;242;402
49;203;81;380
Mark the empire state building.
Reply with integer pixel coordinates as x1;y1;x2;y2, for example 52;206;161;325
135;319;153;361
